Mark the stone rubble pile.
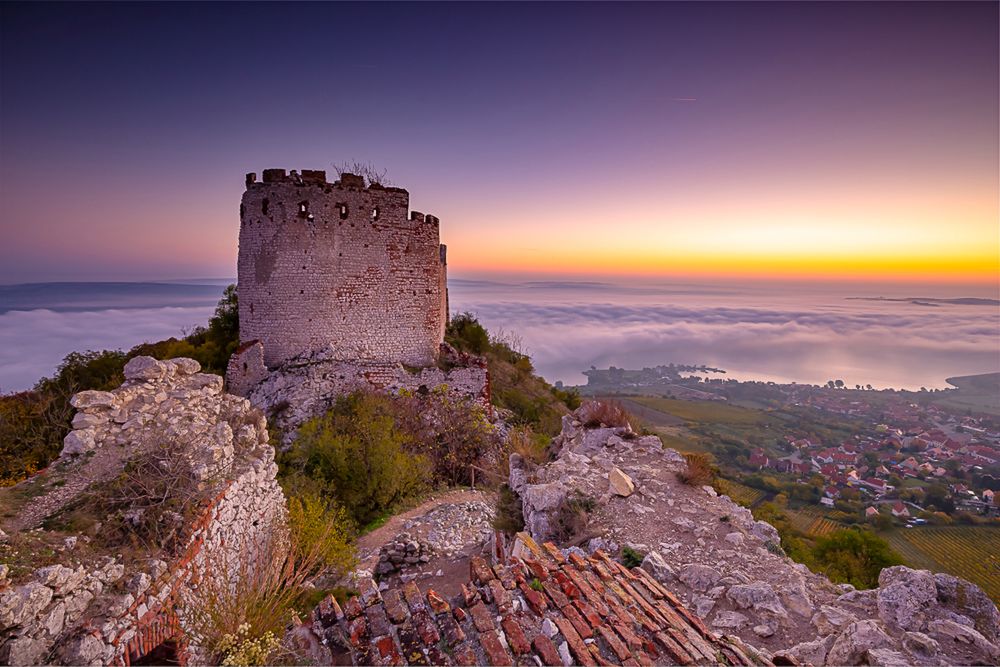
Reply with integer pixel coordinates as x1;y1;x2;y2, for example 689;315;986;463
376;533;436;577
509;404;1000;666
415;500;495;559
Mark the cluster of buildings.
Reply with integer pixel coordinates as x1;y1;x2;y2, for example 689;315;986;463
746;392;1000;519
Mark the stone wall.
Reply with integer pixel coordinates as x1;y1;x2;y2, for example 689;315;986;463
0;357;286;665
237;169;448;369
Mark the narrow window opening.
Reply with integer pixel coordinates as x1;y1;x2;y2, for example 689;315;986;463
243;362;248;373
337;203;349;219
372;207;380;220
262;198;270;215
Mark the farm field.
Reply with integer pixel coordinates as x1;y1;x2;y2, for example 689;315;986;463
628;396;770;425
717;480;767;508
785;506;845;537
883;527;1000;603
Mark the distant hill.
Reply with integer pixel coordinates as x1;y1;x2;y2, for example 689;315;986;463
0;281;227;314
937;372;1000;415
848;296;1000;307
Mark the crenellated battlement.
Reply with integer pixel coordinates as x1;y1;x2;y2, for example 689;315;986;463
243;169;443;225
234;167;450;371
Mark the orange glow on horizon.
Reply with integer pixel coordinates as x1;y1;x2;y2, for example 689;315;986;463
448;248;999;284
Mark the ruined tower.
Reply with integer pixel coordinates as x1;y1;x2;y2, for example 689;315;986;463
235;169;449;370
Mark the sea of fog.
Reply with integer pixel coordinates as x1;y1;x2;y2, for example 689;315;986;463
1;278;998;393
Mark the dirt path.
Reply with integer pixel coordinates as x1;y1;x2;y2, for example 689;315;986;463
356;487;492;563
356;487;496;599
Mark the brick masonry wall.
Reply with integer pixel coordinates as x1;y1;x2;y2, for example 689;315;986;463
237;170;448;369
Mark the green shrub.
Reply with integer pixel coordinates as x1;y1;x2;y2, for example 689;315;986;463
811;528;903;589
493;484;525;534
287;492;357;580
621;546;644;569
279;393;431;526
551;386;582;411
446;312;490;355
392;387;499;486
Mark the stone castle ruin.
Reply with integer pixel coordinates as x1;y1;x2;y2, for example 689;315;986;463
226;169;488;436
235;169;448;371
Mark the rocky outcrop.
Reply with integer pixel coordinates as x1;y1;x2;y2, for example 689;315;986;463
0;358;286;666
509;405;1000;666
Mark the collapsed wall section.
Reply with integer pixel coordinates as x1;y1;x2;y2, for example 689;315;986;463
237;169;448;369
231;341;491;443
0;357;285;666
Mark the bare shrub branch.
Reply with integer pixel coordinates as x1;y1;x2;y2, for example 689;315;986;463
579;400;631;429
333;160;392;187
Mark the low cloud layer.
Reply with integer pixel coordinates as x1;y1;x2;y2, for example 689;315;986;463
0;306;214;392
450;285;1000;390
2;281;996;393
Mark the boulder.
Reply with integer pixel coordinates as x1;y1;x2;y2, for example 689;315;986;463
0;582;54;628
724;532;744;547
171;358;202;375
781;576;815;618
812;605;858;635
927;619;1000;662
933;572;1000;642
123;356;169;381
876;566;938;631
608;467;635;497
61;429;97;456
865;648;911;667
901;631;939;657
3;635;48;666
640;551;674;583
678;564;722;593
62;634;105;665
69;390;116;410
827;620;894;666
726;582;787;617
712;611;749;629
776;636;834;666
751;520;780;543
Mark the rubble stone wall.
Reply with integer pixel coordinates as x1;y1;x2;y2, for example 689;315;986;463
235;342;490;441
0;358;286;666
237;169;448;369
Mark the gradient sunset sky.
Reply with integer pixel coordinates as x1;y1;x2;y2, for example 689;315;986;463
0;2;997;285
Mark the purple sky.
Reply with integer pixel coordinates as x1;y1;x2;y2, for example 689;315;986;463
1;2;997;283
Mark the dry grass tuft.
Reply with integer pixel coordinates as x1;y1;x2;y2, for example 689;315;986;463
181;494;356;665
579;400;631;429
677;452;718;487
